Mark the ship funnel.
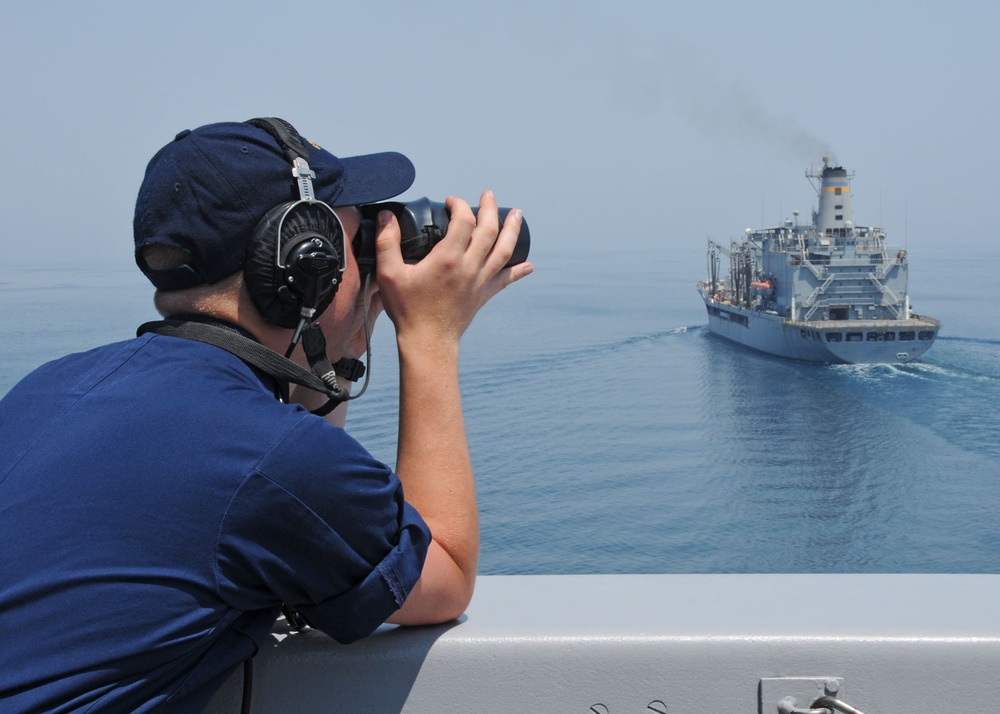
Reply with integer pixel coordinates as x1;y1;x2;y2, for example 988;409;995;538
814;160;855;232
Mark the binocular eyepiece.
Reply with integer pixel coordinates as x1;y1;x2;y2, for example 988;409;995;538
352;197;530;276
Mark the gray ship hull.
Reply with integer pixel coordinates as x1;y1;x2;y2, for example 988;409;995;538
702;297;939;364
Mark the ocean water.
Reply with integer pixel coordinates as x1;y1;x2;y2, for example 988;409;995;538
2;248;998;574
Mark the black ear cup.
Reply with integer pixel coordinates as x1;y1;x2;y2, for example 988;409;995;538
245;201;345;328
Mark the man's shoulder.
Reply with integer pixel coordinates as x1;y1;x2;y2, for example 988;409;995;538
10;333;207;385
1;337;146;408
1;333;287;437
80;333;274;394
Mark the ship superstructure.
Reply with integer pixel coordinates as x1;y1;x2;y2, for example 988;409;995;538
697;158;939;363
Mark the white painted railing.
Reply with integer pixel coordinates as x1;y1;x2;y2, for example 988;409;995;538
206;574;1000;713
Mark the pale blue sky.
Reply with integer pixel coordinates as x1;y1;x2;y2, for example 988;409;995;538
3;0;998;268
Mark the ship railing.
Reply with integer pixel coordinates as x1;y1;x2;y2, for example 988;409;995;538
798;254;899;275
204;574;1000;714
803;303;823;321
798;257;827;280
869;254;905;280
868;273;904;318
802;293;881;321
800;275;836;310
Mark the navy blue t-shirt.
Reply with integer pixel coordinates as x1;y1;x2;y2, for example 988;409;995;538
0;333;430;712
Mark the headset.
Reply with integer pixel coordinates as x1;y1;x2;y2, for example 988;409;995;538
242;117;346;347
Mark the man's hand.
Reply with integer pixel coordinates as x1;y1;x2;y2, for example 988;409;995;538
374;190;533;350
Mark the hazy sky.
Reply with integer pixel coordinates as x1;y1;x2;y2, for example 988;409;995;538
3;1;998;269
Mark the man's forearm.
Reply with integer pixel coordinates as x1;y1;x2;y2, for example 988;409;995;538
394;337;479;598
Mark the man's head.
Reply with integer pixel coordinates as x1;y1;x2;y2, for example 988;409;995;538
133;118;414;326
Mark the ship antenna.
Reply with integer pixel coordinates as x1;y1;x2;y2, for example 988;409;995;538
905;197;909;250
805;161;821;198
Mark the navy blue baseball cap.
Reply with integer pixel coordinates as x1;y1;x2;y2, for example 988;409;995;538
133;119;415;290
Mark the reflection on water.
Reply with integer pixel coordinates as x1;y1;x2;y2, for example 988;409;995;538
695;332;1000;572
466;321;999;575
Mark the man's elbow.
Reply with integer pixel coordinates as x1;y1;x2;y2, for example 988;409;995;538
388;574;475;626
387;540;477;626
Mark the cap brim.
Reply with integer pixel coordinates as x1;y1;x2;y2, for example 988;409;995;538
328;151;415;207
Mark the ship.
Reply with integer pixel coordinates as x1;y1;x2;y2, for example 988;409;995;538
697;157;939;363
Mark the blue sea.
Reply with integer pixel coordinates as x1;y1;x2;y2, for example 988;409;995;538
2;248;998;574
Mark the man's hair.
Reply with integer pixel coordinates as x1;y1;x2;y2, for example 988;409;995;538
140;245;243;317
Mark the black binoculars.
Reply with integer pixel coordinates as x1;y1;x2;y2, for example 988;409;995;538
353;197;530;276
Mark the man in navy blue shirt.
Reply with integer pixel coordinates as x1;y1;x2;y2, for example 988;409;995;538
0;118;533;712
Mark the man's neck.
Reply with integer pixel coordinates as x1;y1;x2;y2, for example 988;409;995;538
191;290;299;360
